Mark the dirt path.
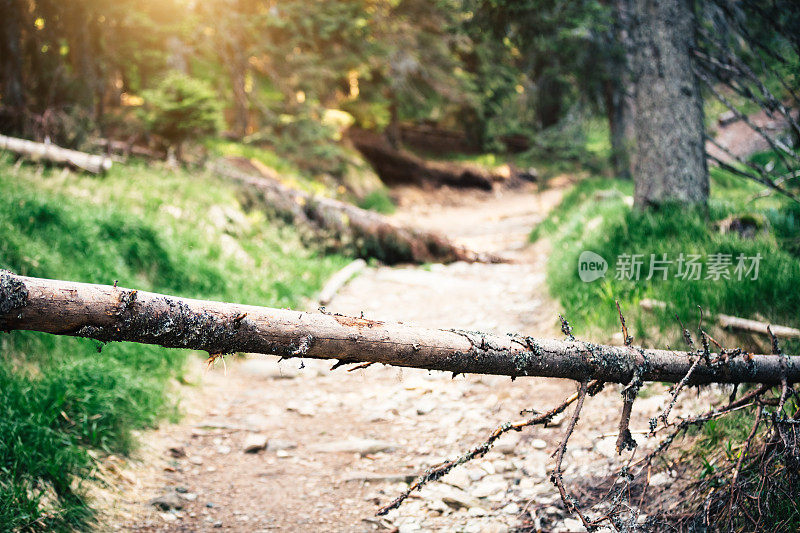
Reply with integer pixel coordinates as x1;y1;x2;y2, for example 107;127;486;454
105;180;703;533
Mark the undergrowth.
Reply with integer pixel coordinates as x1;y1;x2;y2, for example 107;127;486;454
0;153;346;530
533;155;800;531
531;164;800;350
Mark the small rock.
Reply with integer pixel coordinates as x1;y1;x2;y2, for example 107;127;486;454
442;468;471;490
467;468;486;482
594;437;618;458
398;523;421;533
159;512;177;522
494;432;522;454
492;459;513;473
425;499;449;513
467;506;487;516
168;445;186;458
471;479;507;498
276;449;290;458
561;518;586;532
213;521;223;528
530;439;548;450
179;492;198;502
310;438;398;455
188;456;204;466
416;400;436;416
216;445;231;455
501;502;520;514
649;472;672;487
150;492;183;511
268;439;298;451
243;434;269;453
437;487;483;511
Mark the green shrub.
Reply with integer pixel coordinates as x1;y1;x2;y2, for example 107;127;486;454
142;72;223;161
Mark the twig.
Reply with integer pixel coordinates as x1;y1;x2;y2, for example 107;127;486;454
550;381;594;531
348;362;374;372
376;380;603;515
727;406;763;523
656;353;704;432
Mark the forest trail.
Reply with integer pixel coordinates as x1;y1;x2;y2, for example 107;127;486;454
106;178;699;533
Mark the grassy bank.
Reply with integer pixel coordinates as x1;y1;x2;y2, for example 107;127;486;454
0;154;347;530
532;154;800;528
531;161;800;352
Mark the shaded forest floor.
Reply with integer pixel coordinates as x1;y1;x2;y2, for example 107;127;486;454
102;177;713;533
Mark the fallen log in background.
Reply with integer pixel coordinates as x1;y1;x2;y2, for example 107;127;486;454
640;298;800;338
0;134;112;174
1;272;797;385
216;161;499;265
347;128;531;190
90;137;164;160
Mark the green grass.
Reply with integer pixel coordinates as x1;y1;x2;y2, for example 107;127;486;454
531;163;800;350
205;138;332;195
0;154;347;530
357;189;396;214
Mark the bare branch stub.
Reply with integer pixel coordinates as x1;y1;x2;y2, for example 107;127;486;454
616;300;633;346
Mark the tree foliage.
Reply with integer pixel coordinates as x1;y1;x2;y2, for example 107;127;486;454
141;72;222;161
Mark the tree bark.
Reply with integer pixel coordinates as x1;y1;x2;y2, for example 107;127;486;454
0;272;796;385
606;0;636;180
0;134;113;174
629;0;708;207
217;160;498;265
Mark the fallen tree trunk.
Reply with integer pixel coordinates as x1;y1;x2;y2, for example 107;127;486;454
90;137;164;160
216;161;498;265
0;134;112;174
347;128;525;190
1;272;797;385
640;298;800;338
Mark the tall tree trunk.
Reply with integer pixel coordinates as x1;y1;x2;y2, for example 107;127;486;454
605;79;635;180
629;0;708;207
0;0;25;135
536;73;567;129
606;0;636;180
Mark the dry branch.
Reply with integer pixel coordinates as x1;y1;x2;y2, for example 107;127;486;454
1;272;798;385
0;134;112;174
216;161;497;265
